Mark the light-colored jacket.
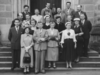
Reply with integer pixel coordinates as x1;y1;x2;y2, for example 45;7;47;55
33;29;48;51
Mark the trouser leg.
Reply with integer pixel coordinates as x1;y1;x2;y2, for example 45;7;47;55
40;50;46;71
35;51;40;72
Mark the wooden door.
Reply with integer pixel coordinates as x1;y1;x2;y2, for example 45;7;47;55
30;0;61;15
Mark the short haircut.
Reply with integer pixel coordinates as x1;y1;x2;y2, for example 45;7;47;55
56;16;61;20
66;1;71;4
24;5;29;8
14;18;20;22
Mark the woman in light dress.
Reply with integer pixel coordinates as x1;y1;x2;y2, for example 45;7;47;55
20;27;34;73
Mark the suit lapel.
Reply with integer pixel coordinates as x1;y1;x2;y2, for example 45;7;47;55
14;27;18;35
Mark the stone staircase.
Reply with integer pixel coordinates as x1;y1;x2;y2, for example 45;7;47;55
0;47;100;71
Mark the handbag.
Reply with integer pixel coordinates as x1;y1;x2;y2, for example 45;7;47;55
23;52;31;63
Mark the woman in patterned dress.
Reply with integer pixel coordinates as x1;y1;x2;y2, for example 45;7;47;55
46;21;60;68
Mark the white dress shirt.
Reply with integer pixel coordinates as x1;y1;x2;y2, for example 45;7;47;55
61;29;77;43
31;15;43;22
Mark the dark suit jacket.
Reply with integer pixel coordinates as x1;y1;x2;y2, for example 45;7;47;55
74;11;88;20
22;12;31;20
55;22;66;32
63;8;75;22
81;20;92;39
8;27;23;50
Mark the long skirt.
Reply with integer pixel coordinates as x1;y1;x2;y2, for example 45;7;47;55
46;47;58;61
20;47;33;68
63;39;74;62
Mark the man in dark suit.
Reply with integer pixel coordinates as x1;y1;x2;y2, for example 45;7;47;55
22;5;31;20
63;2;75;21
8;19;23;70
41;3;52;16
80;14;92;57
11;13;23;28
55;16;66;32
74;5;87;20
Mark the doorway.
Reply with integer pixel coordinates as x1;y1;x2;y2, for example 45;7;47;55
30;0;61;15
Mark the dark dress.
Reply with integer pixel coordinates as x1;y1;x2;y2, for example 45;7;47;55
43;23;50;29
55;22;66;32
55;22;66;61
61;29;76;62
74;25;83;59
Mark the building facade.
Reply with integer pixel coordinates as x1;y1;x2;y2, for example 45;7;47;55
0;0;100;45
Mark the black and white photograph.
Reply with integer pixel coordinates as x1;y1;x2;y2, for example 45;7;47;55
0;0;100;75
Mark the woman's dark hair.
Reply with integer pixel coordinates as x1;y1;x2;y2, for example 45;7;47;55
24;5;29;8
23;27;31;34
31;19;37;25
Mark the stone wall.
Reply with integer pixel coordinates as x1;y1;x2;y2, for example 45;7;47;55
79;0;100;52
0;0;13;45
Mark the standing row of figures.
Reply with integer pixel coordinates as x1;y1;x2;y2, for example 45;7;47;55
8;2;92;74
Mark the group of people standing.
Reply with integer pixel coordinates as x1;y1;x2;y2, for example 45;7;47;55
8;1;92;74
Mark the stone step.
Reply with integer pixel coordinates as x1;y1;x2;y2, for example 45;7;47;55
0;47;11;52
0;58;12;62
0;62;12;67
80;58;100;62
0;53;12;56
1;61;100;67
52;62;100;68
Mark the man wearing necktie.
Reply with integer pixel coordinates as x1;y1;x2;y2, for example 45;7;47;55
63;2;75;22
74;5;87;20
80;14;92;57
8;19;23;70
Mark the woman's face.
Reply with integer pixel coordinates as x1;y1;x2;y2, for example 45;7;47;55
26;15;30;20
45;17;51;22
67;16;72;21
75;20;79;25
25;28;30;34
50;22;55;28
66;23;71;29
38;23;43;28
31;20;36;26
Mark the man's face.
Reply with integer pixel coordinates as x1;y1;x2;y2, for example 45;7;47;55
24;7;29;12
57;8;61;14
18;14;23;19
46;3;50;9
35;9;39;15
14;20;20;27
80;14;85;20
66;3;71;9
77;6;82;11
